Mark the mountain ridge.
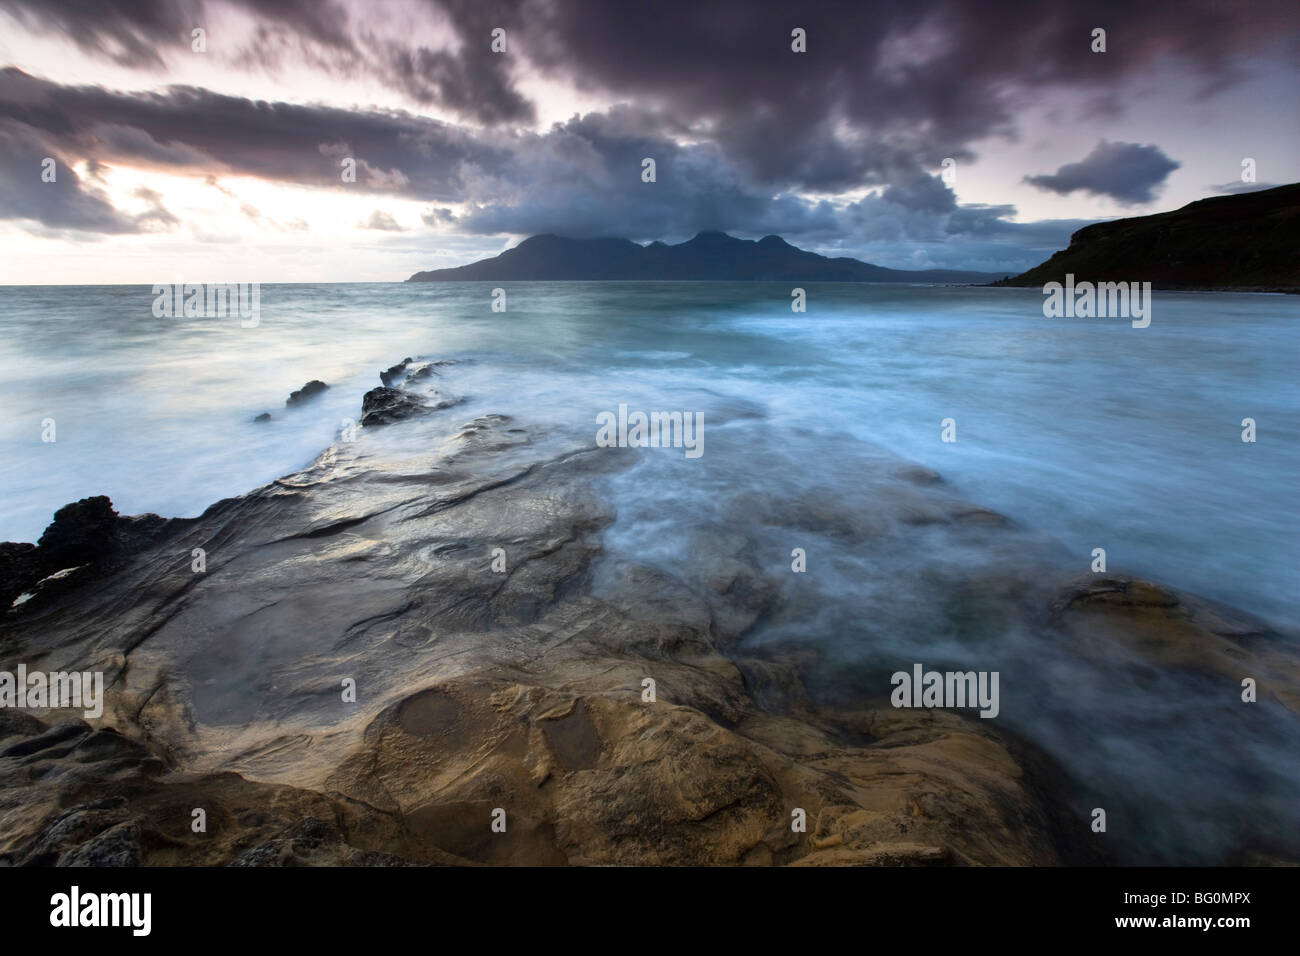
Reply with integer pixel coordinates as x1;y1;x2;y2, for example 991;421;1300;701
407;231;1001;283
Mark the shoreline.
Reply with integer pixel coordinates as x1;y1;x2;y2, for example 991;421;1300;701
2;361;1298;866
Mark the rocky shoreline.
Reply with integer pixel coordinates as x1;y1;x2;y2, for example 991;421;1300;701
2;360;1297;866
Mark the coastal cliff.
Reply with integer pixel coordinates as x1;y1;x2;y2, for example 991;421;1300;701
991;183;1300;291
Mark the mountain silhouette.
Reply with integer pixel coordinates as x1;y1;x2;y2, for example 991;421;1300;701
407;231;1001;283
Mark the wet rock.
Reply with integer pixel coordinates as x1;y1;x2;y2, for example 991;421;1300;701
4;377;1293;866
3;497;176;612
0;542;40;609
286;380;329;406
360;386;427;426
1051;573;1300;712
253;412;272;422
58;821;141;867
380;358;414;387
0;713;434;867
0;411;1105;865
894;465;942;485
382;358;455;386
37;496;119;567
1051;575;1180;614
72;728;154;765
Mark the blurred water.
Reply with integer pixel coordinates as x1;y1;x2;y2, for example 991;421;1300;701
2;280;1298;862
1;281;1294;626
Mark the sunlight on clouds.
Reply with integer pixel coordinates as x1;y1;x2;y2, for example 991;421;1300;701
0;161;476;283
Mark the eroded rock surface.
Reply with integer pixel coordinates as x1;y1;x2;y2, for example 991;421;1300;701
2;365;1295;866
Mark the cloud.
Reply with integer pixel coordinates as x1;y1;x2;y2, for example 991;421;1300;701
0;67;507;200
0;67;1093;267
0;120;139;234
359;210;405;231
0;1;1291;266
1023;140;1181;204
516;0;1294;193
0;0;202;69
0;0;532;126
421;206;456;226
132;185;180;229
2;0;1294;182
0;0;357;68
1207;180;1281;195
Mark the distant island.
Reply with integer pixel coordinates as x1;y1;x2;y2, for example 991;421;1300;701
407;231;1002;283
992;183;1300;291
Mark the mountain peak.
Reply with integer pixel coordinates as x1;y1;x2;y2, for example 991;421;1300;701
407;232;1001;283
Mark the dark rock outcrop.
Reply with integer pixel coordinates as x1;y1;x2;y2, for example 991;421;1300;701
286;380;329;406
380;358;414;387
0;543;39;611
360;386;427;426
2;497;176;610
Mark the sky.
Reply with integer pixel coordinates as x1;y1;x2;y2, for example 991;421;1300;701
0;0;1295;283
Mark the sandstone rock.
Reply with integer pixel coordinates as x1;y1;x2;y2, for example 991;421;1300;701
1051;573;1300;713
2;362;1293;866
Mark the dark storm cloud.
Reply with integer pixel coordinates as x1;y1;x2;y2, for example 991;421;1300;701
881;172;960;215
0;66;1102;259
0;1;1292;253
0;0;354;66
0;0;531;126
0;0;203;69
0;69;838;239
3;0;1294;178
373;0;533;124
0;67;510;200
518;0;1295;193
446;107;807;240
1023;140;1181;204
0;119;138;233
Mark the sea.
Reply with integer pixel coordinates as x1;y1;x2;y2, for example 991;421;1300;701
2;281;1297;862
2;281;1294;622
